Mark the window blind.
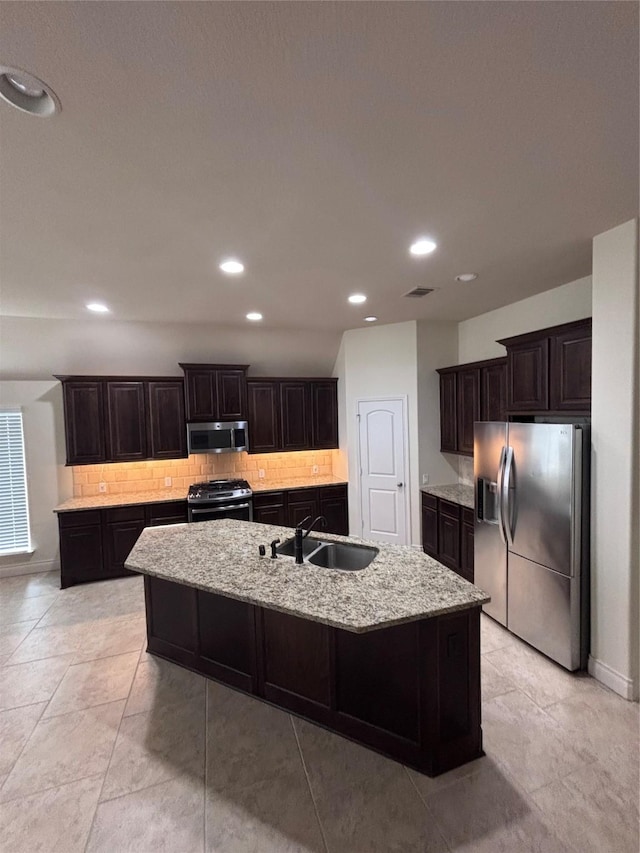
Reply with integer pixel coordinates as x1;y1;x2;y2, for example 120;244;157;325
0;408;32;555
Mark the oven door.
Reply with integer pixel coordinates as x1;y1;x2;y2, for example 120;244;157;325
188;502;253;523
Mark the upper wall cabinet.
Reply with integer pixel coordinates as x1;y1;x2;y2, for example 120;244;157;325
247;378;338;454
179;364;249;422
437;358;506;456
56;376;187;465
498;318;592;414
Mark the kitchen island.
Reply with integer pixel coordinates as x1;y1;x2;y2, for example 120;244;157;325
126;519;490;776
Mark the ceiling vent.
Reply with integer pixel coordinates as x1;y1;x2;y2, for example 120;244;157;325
403;286;435;298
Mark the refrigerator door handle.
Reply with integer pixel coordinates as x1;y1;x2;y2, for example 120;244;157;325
502;445;515;546
496;446;507;545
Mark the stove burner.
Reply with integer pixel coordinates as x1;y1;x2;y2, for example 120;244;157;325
190;479;250;492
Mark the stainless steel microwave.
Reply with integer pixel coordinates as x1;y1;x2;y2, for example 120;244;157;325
186;421;249;454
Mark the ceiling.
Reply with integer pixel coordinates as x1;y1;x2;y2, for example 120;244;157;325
0;2;637;333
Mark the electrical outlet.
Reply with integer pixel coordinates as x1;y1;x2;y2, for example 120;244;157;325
258;468;265;479
164;476;172;487
99;481;107;493
422;473;429;485
312;464;319;474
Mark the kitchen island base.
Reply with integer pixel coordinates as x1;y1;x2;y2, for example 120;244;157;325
143;574;483;776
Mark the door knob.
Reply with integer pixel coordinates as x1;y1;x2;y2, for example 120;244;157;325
397;482;404;488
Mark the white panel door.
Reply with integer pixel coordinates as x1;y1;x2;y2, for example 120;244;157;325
358;399;408;545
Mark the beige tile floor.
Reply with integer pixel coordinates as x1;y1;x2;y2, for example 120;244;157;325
0;571;637;852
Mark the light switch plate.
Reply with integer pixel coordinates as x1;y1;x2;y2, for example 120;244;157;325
164;477;172;487
99;482;107;493
258;469;265;479
312;464;319;474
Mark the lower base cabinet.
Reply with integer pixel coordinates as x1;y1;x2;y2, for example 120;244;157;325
253;484;348;535
144;574;483;777
58;500;188;588
421;493;474;583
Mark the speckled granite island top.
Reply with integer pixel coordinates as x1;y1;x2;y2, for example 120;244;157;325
421;483;475;509
126;518;489;633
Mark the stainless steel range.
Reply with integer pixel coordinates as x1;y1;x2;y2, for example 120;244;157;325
187;478;253;523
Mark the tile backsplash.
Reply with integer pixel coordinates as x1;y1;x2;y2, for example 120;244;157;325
458;456;474;485
72;450;339;497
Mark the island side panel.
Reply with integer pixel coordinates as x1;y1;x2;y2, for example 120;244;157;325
144;575;198;668
198;591;257;693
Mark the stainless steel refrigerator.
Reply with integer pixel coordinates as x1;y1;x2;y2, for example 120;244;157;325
474;422;589;671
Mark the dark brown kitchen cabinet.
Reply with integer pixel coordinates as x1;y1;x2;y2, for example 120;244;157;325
59;381;107;465
56;375;188;465
247;378;338;454
252;492;288;527
421;493;473;583
456;368;481;455
311;381;339;449
421;493;439;556
252;484;348;535
498;318;591;415
180;364;248;422
107;382;148;462
280;382;311;451
247;381;281;453
58;500;188;588
438;371;458;453
481;360;508;422
147;381;187;459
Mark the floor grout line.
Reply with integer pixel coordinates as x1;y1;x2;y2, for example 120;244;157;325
290;715;330;853
0;770;106;807
403;766;453;853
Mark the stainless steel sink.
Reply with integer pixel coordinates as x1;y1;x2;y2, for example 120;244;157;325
276;537;327;559
307;542;378;571
276;537;378;571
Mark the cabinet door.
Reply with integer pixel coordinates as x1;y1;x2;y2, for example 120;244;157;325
438;503;461;571
103;507;146;577
481;362;507;422
421;495;438;557
252;492;287;526
146;500;188;526
61;381;106;465
311;381;338;449
59;516;103;588
439;371;457;453
107;382;147;461
280;382;311;451
457;368;480;455
460;521;475;583
184;370;217;421
247;381;281;453
147;381;187;459
549;323;592;411
319;486;348;535
287;488;319;528
216;370;247;421
507;339;549;412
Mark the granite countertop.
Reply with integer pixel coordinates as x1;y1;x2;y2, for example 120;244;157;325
250;475;347;493
54;476;348;513
54;488;189;513
421;483;475;509
126;518;489;633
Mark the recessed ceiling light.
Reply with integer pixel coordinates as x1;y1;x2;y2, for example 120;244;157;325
455;273;478;282
364;316;378;322
86;302;110;313
409;238;437;256
348;294;367;304
0;66;60;117
246;312;263;321
219;259;244;275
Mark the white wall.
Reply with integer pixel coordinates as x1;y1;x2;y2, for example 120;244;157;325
0;316;342;379
337;322;421;545
0;381;73;578
457;276;592;363
590;219;639;700
416;320;459;488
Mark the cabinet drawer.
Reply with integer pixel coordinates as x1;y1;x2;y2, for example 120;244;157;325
286;488;319;502
253;491;286;508
58;510;102;528
462;507;475;526
421;492;438;510
104;506;146;523
318;484;347;500
439;499;460;520
147;500;188;524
